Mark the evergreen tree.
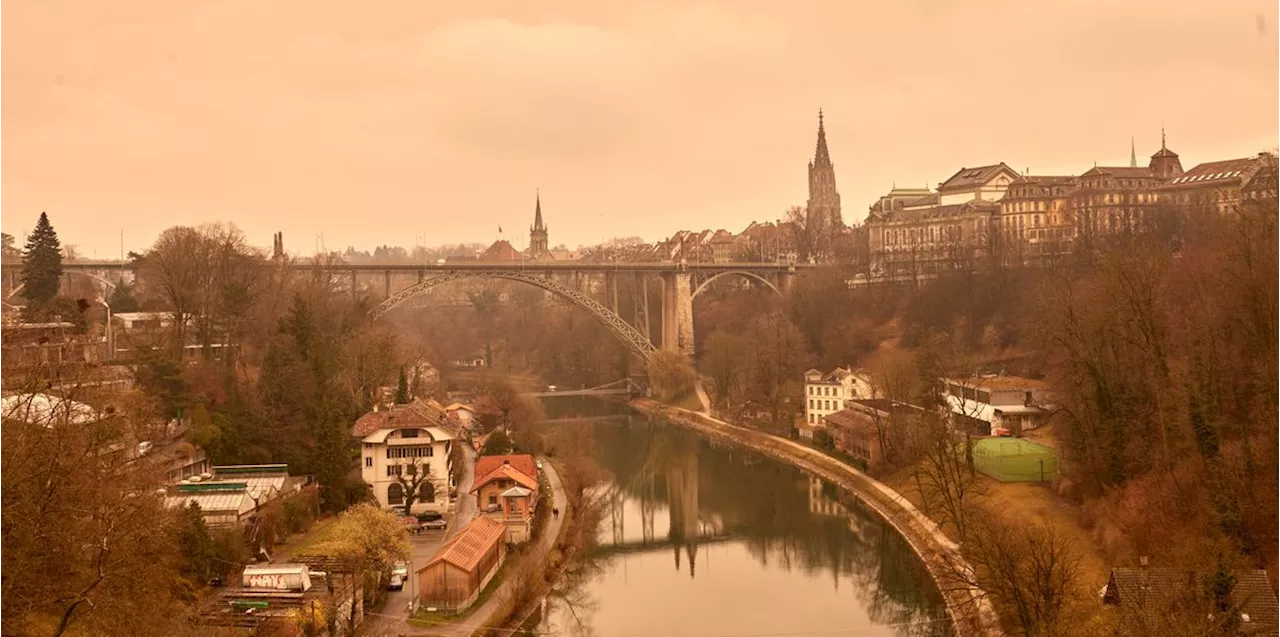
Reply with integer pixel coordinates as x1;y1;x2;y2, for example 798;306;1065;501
21;212;63;308
395;365;409;404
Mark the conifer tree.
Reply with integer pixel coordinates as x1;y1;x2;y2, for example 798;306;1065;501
21;212;63;308
395;365;409;404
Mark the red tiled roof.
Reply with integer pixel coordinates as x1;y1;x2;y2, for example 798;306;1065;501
352;398;452;438
470;463;538;493
480;240;521;262
420;517;506;573
474;454;537;485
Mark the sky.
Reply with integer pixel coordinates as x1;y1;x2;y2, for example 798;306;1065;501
3;0;1277;257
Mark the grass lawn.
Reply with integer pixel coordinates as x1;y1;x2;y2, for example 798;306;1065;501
883;465;1110;592
272;517;340;561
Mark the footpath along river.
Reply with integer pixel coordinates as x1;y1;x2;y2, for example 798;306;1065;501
521;396;953;637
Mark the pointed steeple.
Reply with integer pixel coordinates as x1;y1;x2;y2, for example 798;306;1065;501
813;109;831;166
1130;137;1138;168
528;189;549;258
805;108;842;259
533;190;545;232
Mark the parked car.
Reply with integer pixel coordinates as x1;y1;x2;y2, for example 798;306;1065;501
392;561;409;580
422;517;447;530
416;511;443;523
388;573;404;591
400;516;422;534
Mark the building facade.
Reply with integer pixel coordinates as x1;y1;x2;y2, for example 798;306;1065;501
352;399;458;514
803;367;876;426
416;517;508;611
996;175;1077;266
866;163;1018;278
471;454;539;543
943;375;1054;435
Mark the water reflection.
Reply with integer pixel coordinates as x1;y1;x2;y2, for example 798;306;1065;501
531;398;951;637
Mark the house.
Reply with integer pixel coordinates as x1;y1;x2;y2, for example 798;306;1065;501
352;399;459;515
416;517;508;611
444;403;477;428
479;240;522;262
1156;152;1279;215
471;454;539;542
802;367;877;429
1103;565;1278;636
943;375;1053;435
823;399;926;468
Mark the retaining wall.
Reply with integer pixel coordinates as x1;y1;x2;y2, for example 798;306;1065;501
632;398;1004;637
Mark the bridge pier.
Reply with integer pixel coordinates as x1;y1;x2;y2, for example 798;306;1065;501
660;272;694;357
777;269;795;294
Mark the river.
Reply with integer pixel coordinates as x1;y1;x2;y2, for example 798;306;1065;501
524;396;952;637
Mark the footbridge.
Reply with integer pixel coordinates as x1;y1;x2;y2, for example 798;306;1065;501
525;378;644;398
54;259;810;361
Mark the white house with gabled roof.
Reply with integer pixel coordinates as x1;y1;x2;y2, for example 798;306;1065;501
353;399;459;514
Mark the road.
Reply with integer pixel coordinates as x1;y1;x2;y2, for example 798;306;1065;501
439;456;566;637
362;443;477;636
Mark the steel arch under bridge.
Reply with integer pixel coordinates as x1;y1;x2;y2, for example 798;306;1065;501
370;270;658;360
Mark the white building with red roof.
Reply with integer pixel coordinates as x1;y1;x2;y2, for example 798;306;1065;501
470;454;540;543
352;398;459;515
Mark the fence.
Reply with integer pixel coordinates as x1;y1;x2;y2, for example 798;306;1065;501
971;438;1058;482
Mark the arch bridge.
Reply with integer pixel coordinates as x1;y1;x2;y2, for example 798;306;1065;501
362;262;798;361
56;260;805;361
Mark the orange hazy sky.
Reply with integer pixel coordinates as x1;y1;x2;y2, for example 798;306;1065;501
3;0;1277;256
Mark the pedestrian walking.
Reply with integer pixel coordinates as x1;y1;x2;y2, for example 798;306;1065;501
552;507;560;520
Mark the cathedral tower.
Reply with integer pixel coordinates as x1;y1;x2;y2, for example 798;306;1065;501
806;110;843;256
529;191;549;259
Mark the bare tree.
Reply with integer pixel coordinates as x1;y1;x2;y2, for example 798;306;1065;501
785;205;818;263
390;460;439;515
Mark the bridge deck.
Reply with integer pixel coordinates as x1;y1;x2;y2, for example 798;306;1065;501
60;260;811;273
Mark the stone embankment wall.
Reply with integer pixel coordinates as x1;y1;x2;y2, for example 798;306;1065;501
632;398;1004;637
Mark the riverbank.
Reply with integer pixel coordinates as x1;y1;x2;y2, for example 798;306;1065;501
632;398;1004;637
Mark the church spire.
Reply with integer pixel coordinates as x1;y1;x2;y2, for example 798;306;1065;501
813;109;831;166
529;189;549;258
533;190;545;232
1130;137;1137;168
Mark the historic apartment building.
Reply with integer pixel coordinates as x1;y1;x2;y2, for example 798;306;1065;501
866;134;1276;274
865;163;1018;277
352;399;458;515
996;174;1077;267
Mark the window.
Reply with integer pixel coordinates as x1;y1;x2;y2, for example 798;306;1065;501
489;494;498;506
386;446;433;459
388;483;404;506
809;399;814;409
386;465;403;477
363;443;374;449
401;429;419;438
365;456;372;467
